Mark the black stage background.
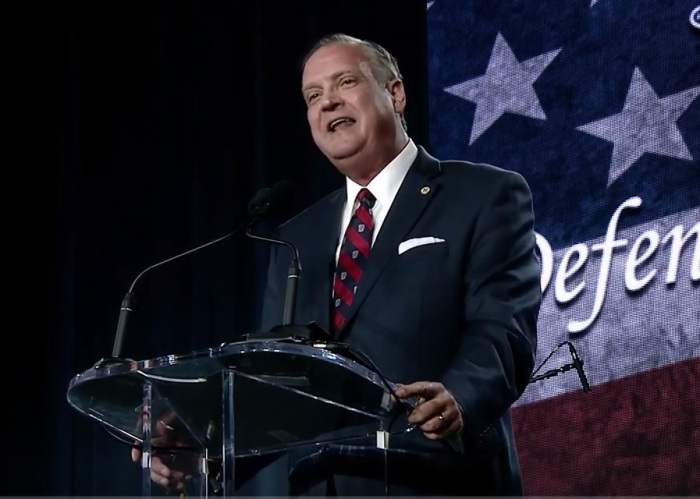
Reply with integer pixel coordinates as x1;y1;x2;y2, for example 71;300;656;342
42;1;427;496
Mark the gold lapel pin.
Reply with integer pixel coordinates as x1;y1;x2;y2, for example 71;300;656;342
420;186;431;195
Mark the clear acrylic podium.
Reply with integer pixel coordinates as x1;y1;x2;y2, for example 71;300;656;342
66;334;412;496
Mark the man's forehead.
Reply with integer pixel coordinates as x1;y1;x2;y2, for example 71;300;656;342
309;42;363;63
303;68;352;85
302;55;373;90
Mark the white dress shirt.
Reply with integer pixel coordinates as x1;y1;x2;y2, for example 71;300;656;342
335;139;418;262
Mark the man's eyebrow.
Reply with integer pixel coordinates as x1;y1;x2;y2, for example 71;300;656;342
302;70;356;93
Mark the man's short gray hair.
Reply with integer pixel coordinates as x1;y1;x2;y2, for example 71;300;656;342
302;33;408;131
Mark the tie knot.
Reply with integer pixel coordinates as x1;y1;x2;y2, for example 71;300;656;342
356;188;376;209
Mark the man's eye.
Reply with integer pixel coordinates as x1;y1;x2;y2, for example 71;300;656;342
341;78;355;86
307;93;319;102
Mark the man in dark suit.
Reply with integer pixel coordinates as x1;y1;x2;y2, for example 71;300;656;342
137;32;540;496
255;33;542;496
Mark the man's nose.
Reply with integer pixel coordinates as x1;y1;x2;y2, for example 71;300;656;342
320;92;343;111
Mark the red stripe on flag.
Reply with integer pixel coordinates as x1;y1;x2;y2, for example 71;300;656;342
511;357;700;495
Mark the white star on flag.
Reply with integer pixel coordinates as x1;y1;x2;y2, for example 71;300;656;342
577;67;700;187
444;33;561;145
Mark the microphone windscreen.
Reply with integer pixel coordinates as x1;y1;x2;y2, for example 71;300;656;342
248;187;271;214
248;180;295;217
267;180;295;211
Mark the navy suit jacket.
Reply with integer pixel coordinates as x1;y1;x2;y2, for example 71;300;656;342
256;146;541;495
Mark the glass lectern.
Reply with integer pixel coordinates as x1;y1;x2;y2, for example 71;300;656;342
66;335;412;496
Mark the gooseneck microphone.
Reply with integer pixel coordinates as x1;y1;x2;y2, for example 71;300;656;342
244;228;301;325
567;341;591;392
108;230;236;363
243;181;299;325
244;180;300;325
529;340;591;392
243;181;333;342
95;181;294;367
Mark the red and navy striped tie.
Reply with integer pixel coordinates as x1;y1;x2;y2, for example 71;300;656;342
332;188;376;333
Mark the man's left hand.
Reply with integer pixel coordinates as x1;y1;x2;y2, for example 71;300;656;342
394;381;464;440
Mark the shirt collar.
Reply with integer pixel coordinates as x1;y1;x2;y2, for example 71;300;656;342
345;139;418;207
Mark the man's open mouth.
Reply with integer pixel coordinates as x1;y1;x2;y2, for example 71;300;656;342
328;117;356;132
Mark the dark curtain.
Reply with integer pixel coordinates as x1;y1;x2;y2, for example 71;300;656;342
38;0;429;496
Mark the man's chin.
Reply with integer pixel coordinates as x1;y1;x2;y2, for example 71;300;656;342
326;144;364;163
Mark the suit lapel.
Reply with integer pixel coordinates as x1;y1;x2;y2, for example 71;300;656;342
337;147;443;337
303;188;345;334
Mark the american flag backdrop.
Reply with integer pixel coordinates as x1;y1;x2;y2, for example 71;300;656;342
427;0;699;494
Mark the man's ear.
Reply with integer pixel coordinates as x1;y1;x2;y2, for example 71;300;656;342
387;79;406;114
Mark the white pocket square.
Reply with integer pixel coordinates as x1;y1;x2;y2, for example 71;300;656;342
398;237;445;255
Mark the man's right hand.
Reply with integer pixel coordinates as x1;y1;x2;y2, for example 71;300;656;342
131;445;189;492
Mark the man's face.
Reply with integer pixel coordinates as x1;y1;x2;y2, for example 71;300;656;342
301;43;405;172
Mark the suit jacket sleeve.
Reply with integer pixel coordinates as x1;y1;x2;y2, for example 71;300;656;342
441;170;541;446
